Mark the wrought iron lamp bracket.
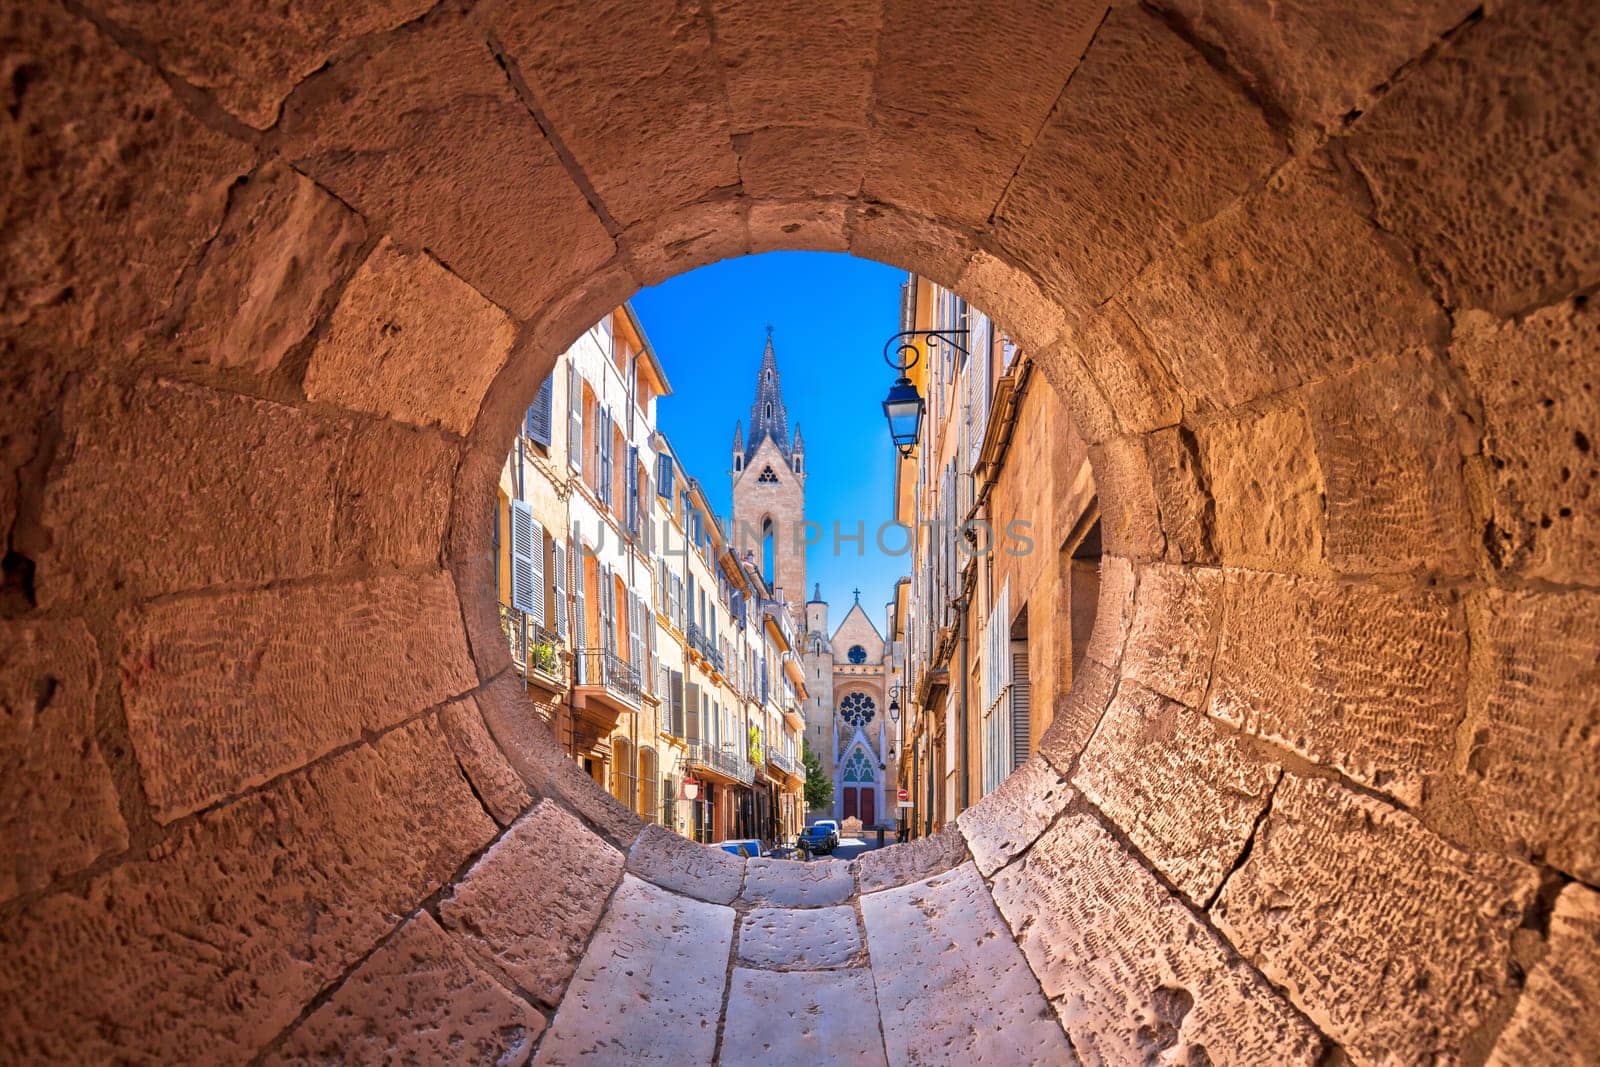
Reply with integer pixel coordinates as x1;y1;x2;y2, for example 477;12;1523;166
882;329;970;373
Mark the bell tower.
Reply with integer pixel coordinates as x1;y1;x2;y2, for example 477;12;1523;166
732;328;806;618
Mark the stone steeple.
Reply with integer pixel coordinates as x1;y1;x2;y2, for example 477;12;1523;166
744;329;791;463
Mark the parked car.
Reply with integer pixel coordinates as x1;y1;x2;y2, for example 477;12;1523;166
796;825;834;855
813;820;840;848
712;838;763;858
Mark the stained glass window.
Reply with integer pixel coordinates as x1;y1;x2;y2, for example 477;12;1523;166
840;691;875;727
758;466;779;484
843;748;875;783
848;644;867;664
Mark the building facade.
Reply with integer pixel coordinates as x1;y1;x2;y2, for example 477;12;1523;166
893;276;1099;836
495;309;807;847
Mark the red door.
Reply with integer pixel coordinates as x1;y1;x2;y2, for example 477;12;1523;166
859;789;876;828
842;788;858;821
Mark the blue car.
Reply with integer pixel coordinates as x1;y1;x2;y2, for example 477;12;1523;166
797;824;836;855
712;839;764;858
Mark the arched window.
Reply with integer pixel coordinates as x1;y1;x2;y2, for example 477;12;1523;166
761;518;775;586
842;747;875;783
840;691;875;728
848;644;868;665
765;402;772;418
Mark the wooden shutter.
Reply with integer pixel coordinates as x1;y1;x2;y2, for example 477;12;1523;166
656;452;673;498
526;374;554;446
509;501;542;625
626;446;639;534
630;593;645;671
598;408;614;506
552;540;568;640
567;364;583;474
670;669;685;736
1010;645;1031;771
685;681;701;742
572;545;587;651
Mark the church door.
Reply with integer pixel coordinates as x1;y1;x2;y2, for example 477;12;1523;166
859;788;876;827
842;788;858;821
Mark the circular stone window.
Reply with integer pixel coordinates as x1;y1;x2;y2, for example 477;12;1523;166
848;644;867;664
840;691;876;727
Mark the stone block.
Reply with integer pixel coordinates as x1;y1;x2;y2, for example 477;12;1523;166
737;906;862;970
438;696;531;827
1487;882;1600;1067
995;6;1281;310
1032;341;1119;446
1075;682;1280;906
720;968;886;1067
740;857;854;908
1145;425;1218;565
1347;0;1600;314
990;812;1324;1065
1121;161;1447;413
1073;302;1184;436
1;1;251;357
955;251;1070;354
860;862;1074;1064
710;0;880;129
866;0;1103;224
1453;589;1600;884
1195;402;1327;573
39;379;341;606
488;0;738;226
120;570;477;820
0;716;496;1063
845;201;975;287
439;800;623;1007
1160;0;1479;132
332;417;459;570
0;618;128;902
533;875;733;1066
305;239;516;436
1452;303;1600;584
1087;436;1166;562
736;126;871;200
281;18;612;319
620;197;749;288
1307;353;1476;577
1083;555;1136;668
174;161;367;378
626;823;745;904
855;826;968;895
269;912;543;1065
1213;775;1537;1065
1038;657;1119;773
748;200;849;253
956;756;1072;877
1210;570;1465;808
1123;563;1224;707
89;0;434;129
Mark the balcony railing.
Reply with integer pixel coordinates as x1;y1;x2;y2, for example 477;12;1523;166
687;741;755;786
686;622;726;675
574;647;641;705
767;748;799;777
501;605;566;681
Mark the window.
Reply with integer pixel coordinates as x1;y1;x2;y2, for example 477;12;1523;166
758;465;778;484
840;691;875;728
847;644;867;665
761;518;775;587
525;375;553;447
842;747;875;783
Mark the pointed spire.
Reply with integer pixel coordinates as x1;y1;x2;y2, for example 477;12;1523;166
746;329;791;462
792;422;804;451
731;419;744;454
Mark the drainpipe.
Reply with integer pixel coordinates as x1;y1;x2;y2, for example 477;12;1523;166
955;595;971;813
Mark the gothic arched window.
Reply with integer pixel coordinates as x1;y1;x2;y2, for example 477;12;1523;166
842;747;875;783
758;466;778;484
848;644;867;665
840;691;875;728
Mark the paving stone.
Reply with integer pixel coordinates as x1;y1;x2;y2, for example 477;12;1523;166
720;968;886;1067
305;238;516;435
1213;774;1538;1066
860;862;1074;1065
269;912;542;1066
0;717;495;1064
1210;568;1465;808
1195;402;1327;574
439;800;623;1007
119;569;477;820
88;0;434;129
438;696;532;827
995;5;1281;312
1076;682;1280;906
1451;589;1600;884
855;826;968;895
488;0;737;226
1487;882;1600;1067
533;875;733;1065
1347;0;1600;314
281;17;612;319
1122;563;1224;707
737;906;862;970
626;822;745;904
957;755;1072;877
0;618;128;902
1452;302;1600;585
709;0;880;129
990;812;1324;1065
740;857;855;908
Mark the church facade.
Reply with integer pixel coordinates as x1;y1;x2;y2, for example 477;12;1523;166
730;332;898;830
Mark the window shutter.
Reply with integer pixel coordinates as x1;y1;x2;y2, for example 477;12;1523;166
630;593;644;670
568;365;584;474
527;374;554;447
671;669;685;736
599;564;613;653
1010;645;1031;771
686;681;701;742
509;501;540;620
626;446;640;534
656;453;674;498
573;545;587;650
552;540;568;640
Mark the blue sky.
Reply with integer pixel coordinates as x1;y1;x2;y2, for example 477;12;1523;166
631;252;907;634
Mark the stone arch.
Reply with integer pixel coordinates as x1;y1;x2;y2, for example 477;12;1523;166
1;0;1595;1063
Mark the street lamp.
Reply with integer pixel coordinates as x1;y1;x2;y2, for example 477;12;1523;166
880;330;968;457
